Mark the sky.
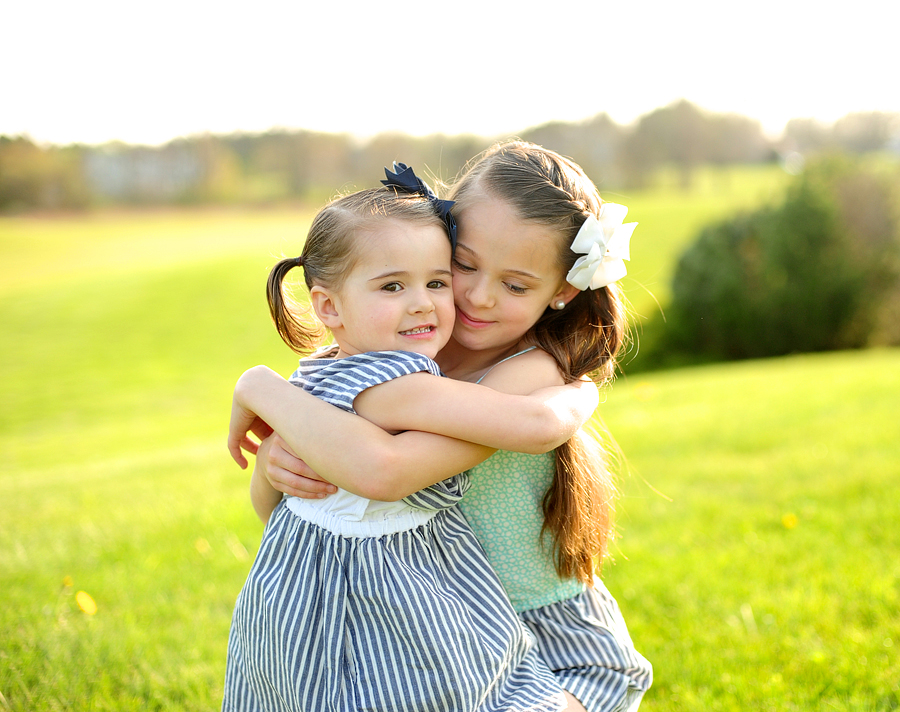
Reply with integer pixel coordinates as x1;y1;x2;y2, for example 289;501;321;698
2;0;898;147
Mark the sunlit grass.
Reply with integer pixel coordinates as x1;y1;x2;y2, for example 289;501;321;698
0;207;310;294
601;350;900;711
1;445;252;710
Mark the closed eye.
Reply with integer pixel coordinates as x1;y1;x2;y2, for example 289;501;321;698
452;259;475;273
504;282;527;294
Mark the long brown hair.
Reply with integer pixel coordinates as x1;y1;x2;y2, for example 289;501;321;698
449;141;627;583
267;186;448;354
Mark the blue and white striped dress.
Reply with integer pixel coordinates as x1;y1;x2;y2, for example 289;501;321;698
222;350;565;712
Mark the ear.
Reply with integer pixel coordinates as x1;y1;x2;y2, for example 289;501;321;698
550;282;581;310
310;286;343;329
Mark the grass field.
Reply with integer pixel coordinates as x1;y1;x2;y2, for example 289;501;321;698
1;167;897;711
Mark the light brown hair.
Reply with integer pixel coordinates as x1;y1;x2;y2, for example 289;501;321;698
268;186;448;354
449;141;627;583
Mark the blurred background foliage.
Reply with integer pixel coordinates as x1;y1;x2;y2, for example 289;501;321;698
3;100;898;212
641;154;900;368
3;99;899;369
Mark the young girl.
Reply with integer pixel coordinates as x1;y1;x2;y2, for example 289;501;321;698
231;143;653;712
223;173;605;711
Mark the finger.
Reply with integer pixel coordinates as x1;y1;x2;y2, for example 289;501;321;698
269;468;335;499
289;481;335;499
268;450;334;490
227;439;249;469
241;435;260;456
295;461;333;487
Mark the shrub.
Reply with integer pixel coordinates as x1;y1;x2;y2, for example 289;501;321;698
659;155;900;362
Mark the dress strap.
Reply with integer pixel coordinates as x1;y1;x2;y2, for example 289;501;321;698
476;346;538;384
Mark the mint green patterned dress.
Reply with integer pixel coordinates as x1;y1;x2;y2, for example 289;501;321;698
459;450;583;612
458;348;653;712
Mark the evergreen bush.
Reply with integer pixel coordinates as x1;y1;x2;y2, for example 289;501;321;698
659;155;900;361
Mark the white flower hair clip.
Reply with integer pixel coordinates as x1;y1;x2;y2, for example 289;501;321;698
566;203;637;290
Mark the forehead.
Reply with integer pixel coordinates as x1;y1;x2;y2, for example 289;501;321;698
350;218;451;272
455;194;562;271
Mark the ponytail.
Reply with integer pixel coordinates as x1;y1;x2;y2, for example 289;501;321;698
266;256;324;355
542;430;615;582
536;282;624;584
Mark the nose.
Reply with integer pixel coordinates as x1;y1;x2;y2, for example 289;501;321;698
409;287;436;315
465;276;494;309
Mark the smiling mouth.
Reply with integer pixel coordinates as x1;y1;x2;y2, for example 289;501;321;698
456;308;492;326
400;326;435;335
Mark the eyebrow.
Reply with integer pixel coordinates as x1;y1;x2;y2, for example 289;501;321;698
455;243;543;282
368;268;453;282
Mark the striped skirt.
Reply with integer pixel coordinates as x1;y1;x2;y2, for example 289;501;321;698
222;500;565;712
519;580;653;712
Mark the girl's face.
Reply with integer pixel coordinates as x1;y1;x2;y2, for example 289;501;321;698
317;219;456;359
450;194;576;355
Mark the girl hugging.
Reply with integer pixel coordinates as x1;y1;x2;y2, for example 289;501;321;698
226;145;652;712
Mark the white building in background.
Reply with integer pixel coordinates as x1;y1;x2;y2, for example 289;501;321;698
83;143;204;202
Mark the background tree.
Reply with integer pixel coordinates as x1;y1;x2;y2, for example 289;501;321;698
655;155;900;362
0;136;89;211
622;100;770;188
4;105;898;214
832;112;900;154
522;113;626;189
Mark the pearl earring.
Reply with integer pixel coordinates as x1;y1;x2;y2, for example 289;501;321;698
554;300;566;310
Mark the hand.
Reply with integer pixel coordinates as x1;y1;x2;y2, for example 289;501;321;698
228;395;274;469
259;433;337;499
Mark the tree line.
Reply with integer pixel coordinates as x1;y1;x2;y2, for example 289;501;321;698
1;101;898;212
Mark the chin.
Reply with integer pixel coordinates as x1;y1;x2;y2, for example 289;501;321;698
453;335;490;352
404;344;439;359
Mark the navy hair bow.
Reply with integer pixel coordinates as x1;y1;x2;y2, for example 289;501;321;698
381;162;457;249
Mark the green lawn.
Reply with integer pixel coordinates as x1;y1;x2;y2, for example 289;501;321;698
1;168;896;710
602;351;899;711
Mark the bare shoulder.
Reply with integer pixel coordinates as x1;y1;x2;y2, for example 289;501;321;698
478;348;564;395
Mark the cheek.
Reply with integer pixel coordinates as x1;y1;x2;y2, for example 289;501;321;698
450;274;469;303
497;296;536;321
499;298;548;330
367;304;394;325
438;291;456;314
